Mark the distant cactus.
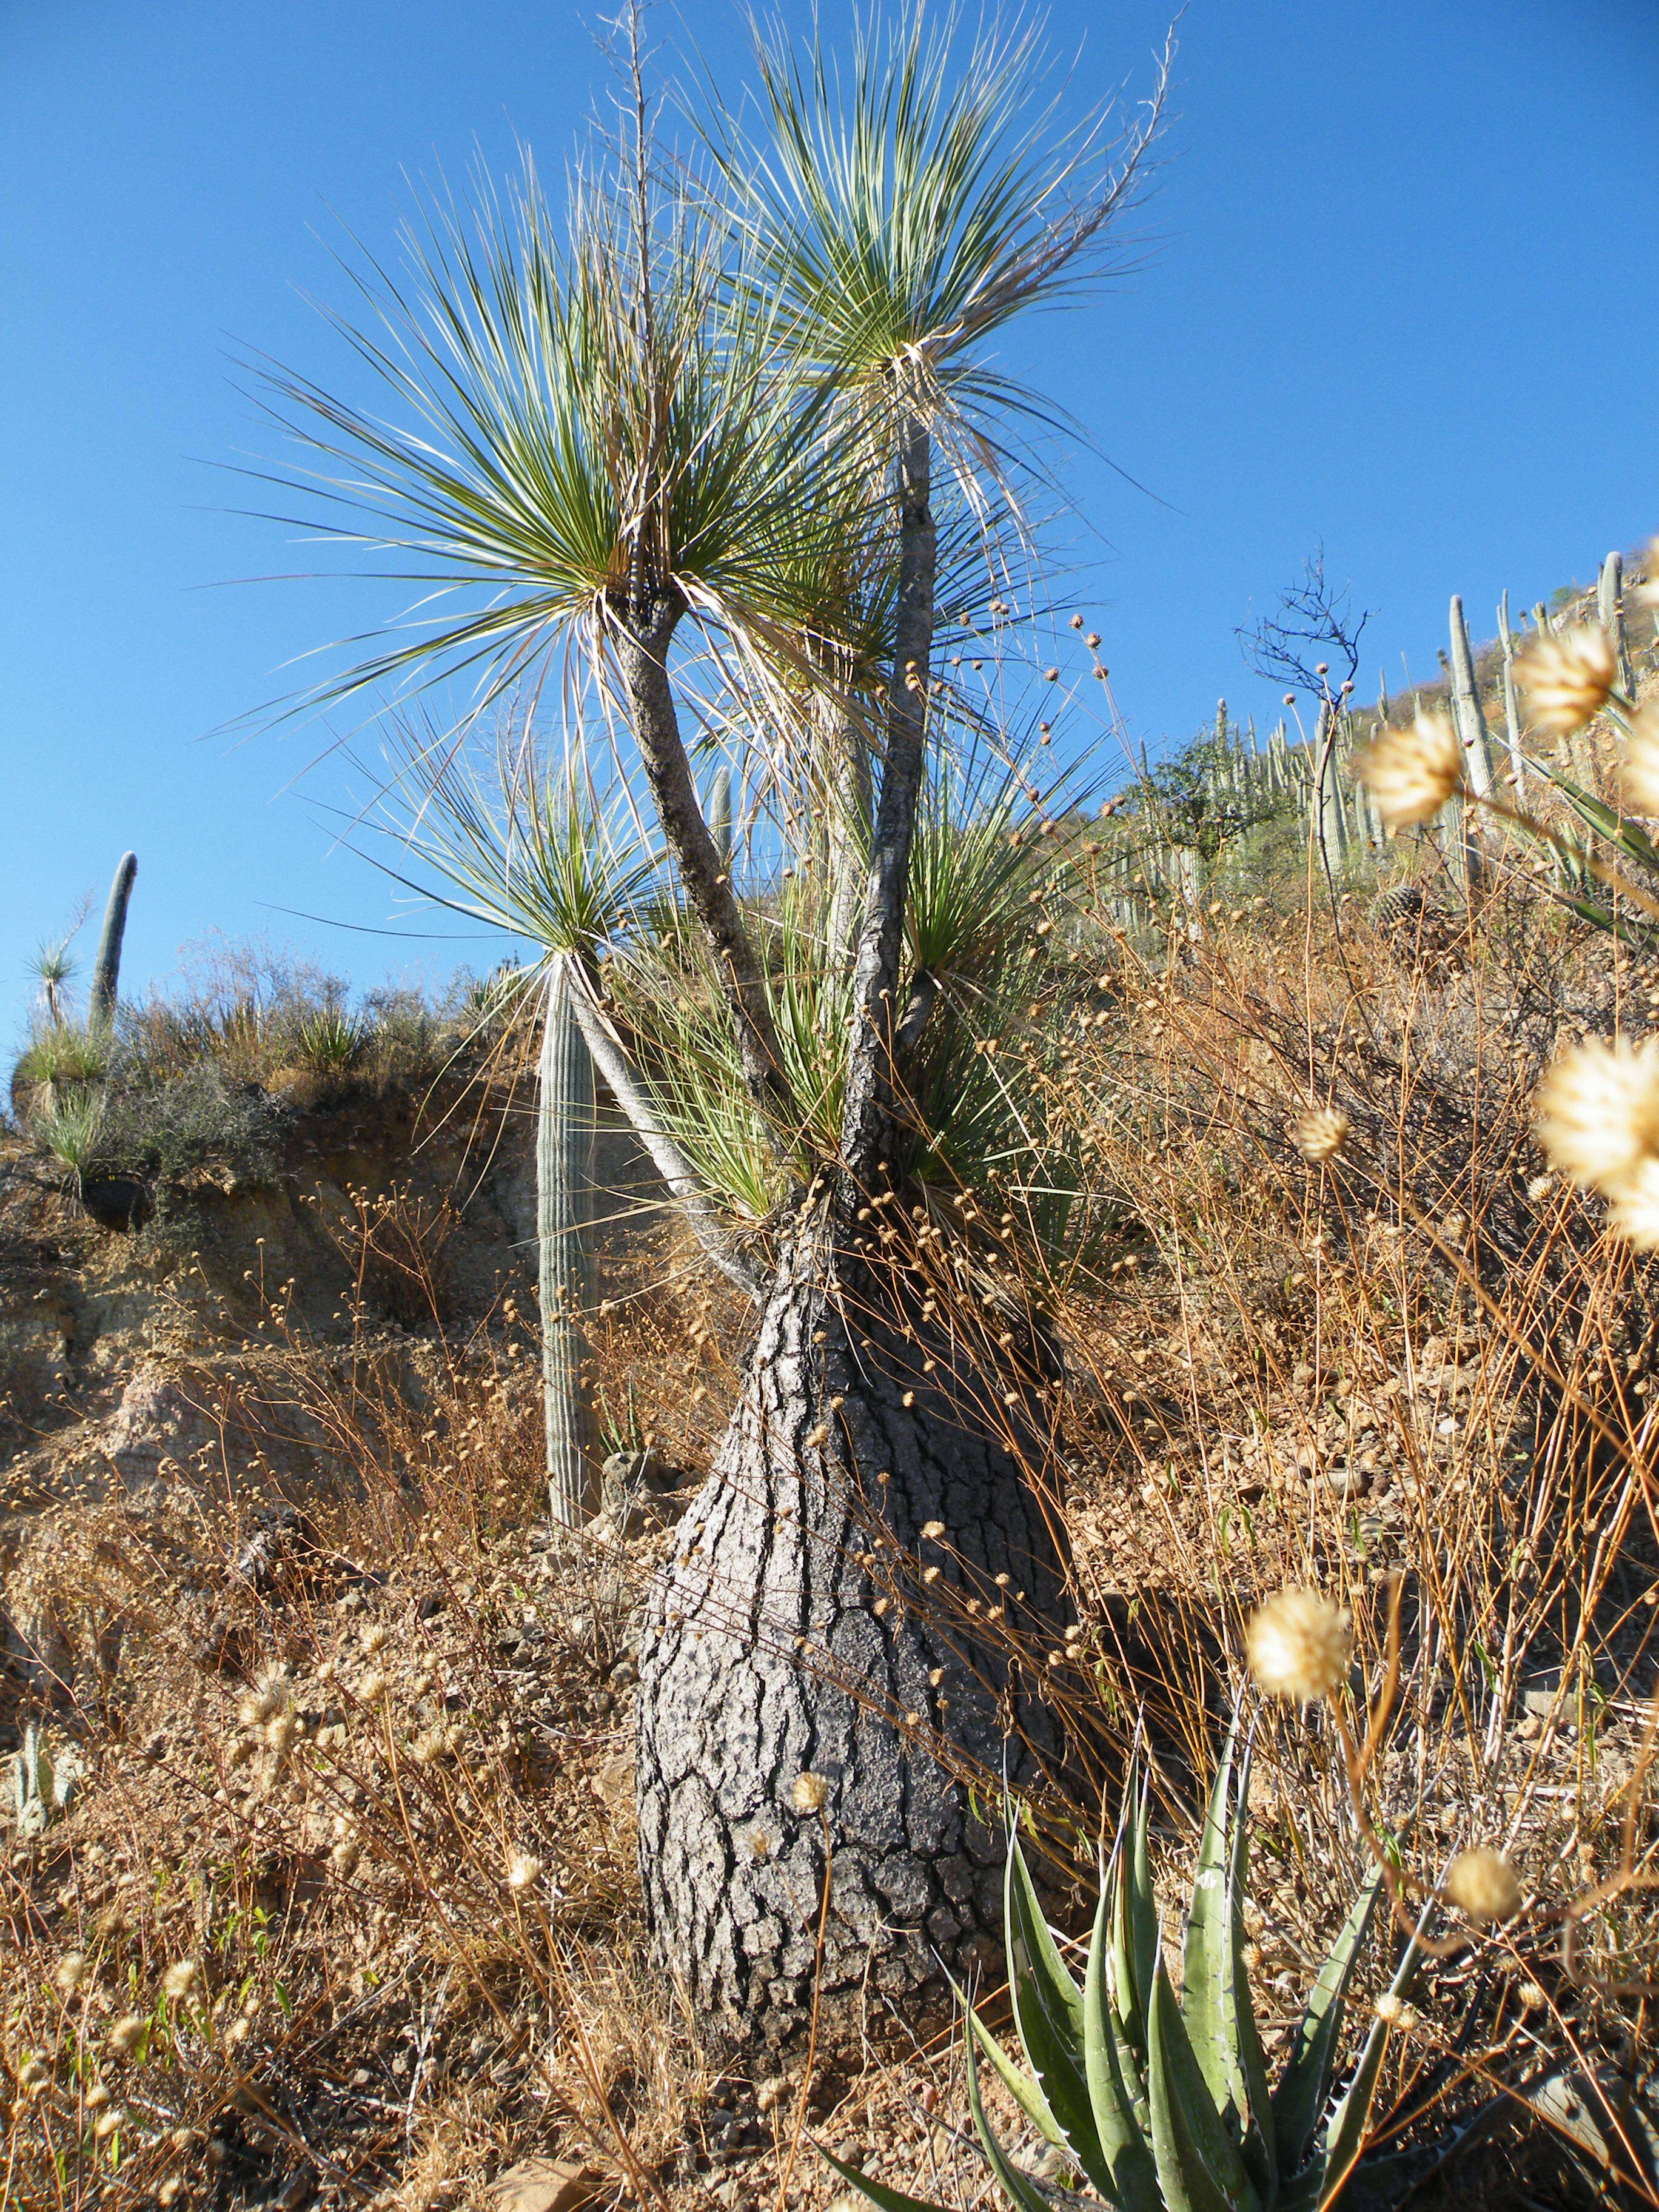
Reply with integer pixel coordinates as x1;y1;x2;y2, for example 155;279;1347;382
1496;590;1528;803
540;954;599;1528
1449;595;1497;799
1600;549;1638;697
89;853;136;1029
708;764;733;873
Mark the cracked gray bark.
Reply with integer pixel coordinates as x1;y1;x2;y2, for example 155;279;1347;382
635;1219;1070;2053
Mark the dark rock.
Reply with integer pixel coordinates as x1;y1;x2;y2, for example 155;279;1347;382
78;1176;152;1233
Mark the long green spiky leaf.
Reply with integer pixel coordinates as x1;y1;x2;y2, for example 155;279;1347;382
959;1985;1068;2150
1112;1765;1159;2055
1270;1864;1382;2177
1295;1902;1427;2212
1003;1835;1113;2195
1082;1879;1161;2208
1147;1954;1262;2212
1226;1739;1278;2206
814;2144;953;2212
1183;1714;1241;2126
963;2006;1065;2212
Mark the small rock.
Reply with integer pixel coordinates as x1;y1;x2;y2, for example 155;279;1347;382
487;2157;605;2212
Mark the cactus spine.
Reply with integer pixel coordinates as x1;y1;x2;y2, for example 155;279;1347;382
89;852;137;1030
539;953;598;1529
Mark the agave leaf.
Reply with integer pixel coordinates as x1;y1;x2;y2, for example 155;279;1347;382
959;1985;1069;2151
1535;758;1659;875
814;2144;953;2212
1226;1739;1278;2206
1183;1712;1241;2126
1082;1878;1161;2208
1270;1864;1382;2177
1113;1765;1159;2055
1298;1903;1427;2211
962;2006;1066;2212
1002;1834;1114;2188
1147;1952;1263;2212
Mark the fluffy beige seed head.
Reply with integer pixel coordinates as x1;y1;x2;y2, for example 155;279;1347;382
1444;1846;1522;1922
1535;1037;1659;1197
1607;1158;1659;1252
1354;711;1465;828
1516;625;1618;736
1245;1589;1350;1702
790;1771;828;1815
920;1520;946;1541
55;1951;86;1997
1620;702;1659;817
357;1669;387;1704
506;1851;543;1892
161;1959;199;2002
105;2015;147;2062
1291;1106;1350;1164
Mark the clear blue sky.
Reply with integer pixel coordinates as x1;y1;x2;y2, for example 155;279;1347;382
5;0;1657;1041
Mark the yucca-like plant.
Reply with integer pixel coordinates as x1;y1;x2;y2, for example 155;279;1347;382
823;1724;1423;2212
32;1087;106;1183
255;0;1170;2047
295;1005;368;1076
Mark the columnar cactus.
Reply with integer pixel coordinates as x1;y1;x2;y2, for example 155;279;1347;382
539;953;599;1529
1496;590;1529;803
1600;550;1638;697
1448;595;1498;799
708;763;733;871
89;852;137;1030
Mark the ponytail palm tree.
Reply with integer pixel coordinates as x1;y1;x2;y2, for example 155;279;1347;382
257;4;1168;2049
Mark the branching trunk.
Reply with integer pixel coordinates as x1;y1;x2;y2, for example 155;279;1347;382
636;1219;1070;2053
614;605;794;1127
838;415;936;1191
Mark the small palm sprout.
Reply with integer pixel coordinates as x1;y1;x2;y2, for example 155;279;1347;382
1245;1588;1350;1703
1515;624;1618;736
1353;709;1465;830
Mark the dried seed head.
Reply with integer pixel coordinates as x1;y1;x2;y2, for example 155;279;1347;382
161;1959;199;2002
1620;702;1659;817
1245;1589;1350;1703
1291;1106;1350;1163
238;1671;290;1728
1374;1994;1419;2031
19;2059;50;2092
790;1771;828;1815
1607;1158;1659;1251
105;2015;147;2062
1535;1037;1659;1197
93;2105;126;2141
360;1623;388;1655
265;1711;296;1759
1445;1846;1523;1922
1354;711;1465;828
158;2180;185;2208
1517;624;1618;734
920;1520;946;1541
55;1951;86;1997
357;1670;387;1704
506;1851;543;1891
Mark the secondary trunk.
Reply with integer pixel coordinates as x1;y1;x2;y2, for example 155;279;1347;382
540;955;599;1527
635;1217;1071;2053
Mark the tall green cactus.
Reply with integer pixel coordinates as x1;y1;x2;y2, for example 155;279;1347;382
708;763;733;872
1496;591;1528;804
89;852;137;1030
539;953;599;1528
1448;595;1497;799
1600;549;1637;697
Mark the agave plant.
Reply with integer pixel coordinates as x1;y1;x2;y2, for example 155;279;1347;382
295;1005;368;1076
822;1722;1423;2212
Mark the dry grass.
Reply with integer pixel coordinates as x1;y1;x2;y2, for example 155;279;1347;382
8;850;1659;2208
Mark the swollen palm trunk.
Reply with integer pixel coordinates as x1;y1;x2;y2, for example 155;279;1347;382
635;1221;1070;2051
